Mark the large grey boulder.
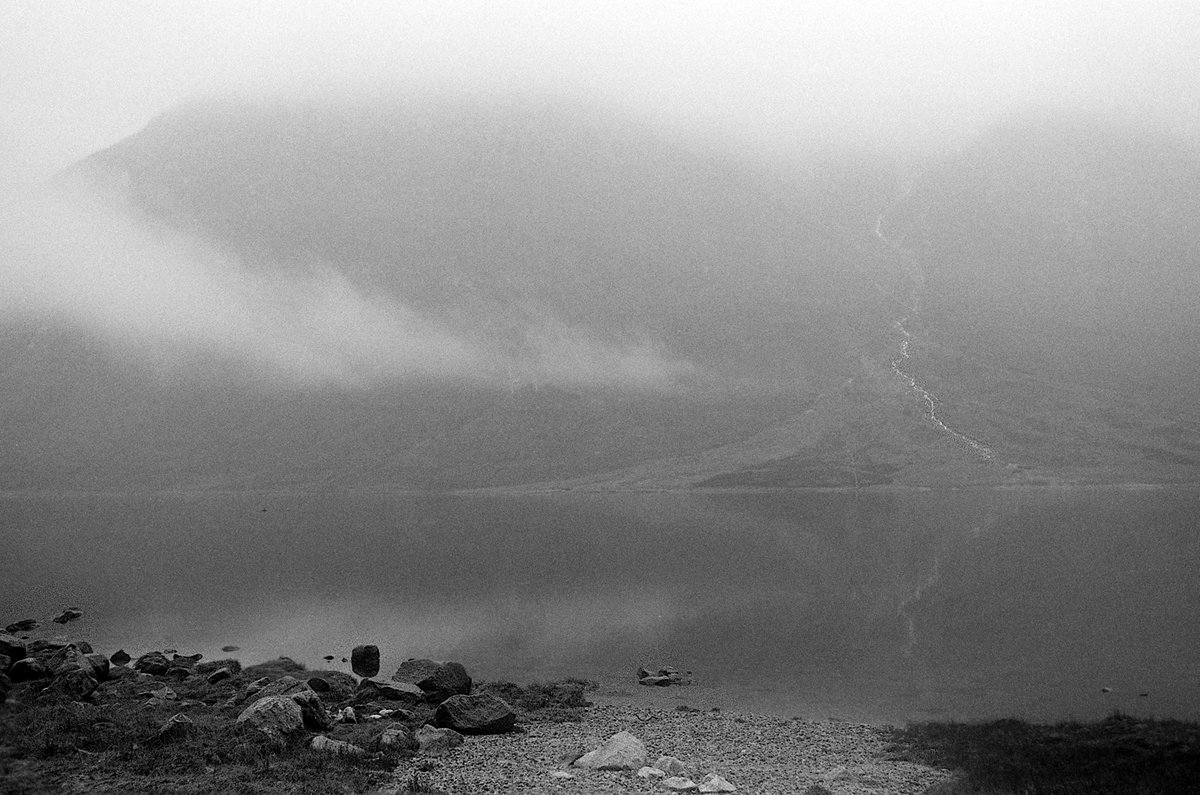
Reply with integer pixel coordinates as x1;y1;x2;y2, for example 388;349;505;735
134;651;171;676
434;693;517;734
392;659;471;702
573;731;647;770
350;644;380;678
237;675;309;705
236;695;304;737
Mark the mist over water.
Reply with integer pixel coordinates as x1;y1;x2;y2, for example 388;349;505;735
5;487;1198;724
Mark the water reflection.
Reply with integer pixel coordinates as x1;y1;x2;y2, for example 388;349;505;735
2;486;1197;723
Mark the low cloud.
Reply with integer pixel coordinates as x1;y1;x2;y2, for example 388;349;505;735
0;185;697;391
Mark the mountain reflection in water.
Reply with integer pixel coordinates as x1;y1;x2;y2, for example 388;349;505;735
3;486;1197;724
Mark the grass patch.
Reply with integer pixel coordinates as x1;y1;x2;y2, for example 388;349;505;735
889;712;1200;794
476;678;597;722
0;665;411;794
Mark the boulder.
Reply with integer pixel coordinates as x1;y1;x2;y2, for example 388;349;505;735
573;731;647;770
355;677;423;706
306;676;330;693
414;723;464;756
336;706;357;723
195;658;241;676
655;756;687;776
309;735;365;756
172;653;202;666
236;695;304;738
134;651;171;676
351;644;380;678
165;666;192;680
74;641;94;654
9;658;50;682
291;689;332;730
4;619;38;633
637;767;666;779
206;667;234;684
0;634;26;663
240;675;308;705
107;664;134;680
698;773;737;793
664;776;699;791
79;653;109;681
25;640;66;655
639;675;673;687
110;649;131;666
221;645;239;652
392;659;471;702
49;668;98;700
154;713;196;745
435;692;517;734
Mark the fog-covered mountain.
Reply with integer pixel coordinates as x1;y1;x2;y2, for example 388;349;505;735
2;99;1198;491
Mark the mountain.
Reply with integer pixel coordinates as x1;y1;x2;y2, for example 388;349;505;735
3;100;1198;492
0;95;897;491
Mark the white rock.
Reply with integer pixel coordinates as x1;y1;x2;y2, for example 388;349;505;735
638;766;666;778
573;730;647;770
698;773;737;792
655;755;687;775
663;776;698;791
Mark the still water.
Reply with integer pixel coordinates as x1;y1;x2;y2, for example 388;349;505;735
3;486;1198;724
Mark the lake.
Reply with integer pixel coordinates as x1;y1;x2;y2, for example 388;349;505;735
3;486;1198;724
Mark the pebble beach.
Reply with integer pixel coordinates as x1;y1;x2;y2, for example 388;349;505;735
388;686;953;794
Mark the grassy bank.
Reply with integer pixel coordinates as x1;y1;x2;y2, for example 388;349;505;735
888;712;1200;794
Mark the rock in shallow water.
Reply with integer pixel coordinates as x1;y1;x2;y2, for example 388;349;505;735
350;644;380;678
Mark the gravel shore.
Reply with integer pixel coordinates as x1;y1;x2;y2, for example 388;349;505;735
386;687;953;794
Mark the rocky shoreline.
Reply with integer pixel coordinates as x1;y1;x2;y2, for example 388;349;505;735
0;617;955;793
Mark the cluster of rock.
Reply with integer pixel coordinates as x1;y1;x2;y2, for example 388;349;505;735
638;665;692;687
0;627;522;764
570;730;737;791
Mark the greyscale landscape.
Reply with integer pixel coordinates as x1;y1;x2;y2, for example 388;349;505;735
3;2;1200;793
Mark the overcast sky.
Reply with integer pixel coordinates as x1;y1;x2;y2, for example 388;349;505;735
4;0;1200;194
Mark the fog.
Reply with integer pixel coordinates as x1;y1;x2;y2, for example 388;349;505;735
5;1;1199;189
0;187;696;390
3;1;1199;388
